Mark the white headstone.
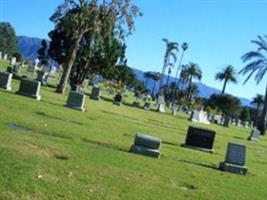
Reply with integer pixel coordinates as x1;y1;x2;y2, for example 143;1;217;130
0;52;2;60
34;58;40;68
11;57;16;66
4;54;8;60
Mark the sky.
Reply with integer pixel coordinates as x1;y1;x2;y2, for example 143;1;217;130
1;0;267;100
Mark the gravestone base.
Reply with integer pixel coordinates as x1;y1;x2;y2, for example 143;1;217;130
16;91;41;100
144;102;150;110
65;104;85;112
113;101;121;106
133;101;140;107
181;144;214;153
130;145;160;158
248;136;259;141
157;104;165;113
219;162;247;175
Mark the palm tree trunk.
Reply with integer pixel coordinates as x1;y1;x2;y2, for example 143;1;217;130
258;83;267;135
152;80;156;97
159;53;168;90
254;106;259;126
222;79;227;94
186;76;192;101
175;50;185;86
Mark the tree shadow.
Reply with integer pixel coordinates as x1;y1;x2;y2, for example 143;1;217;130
81;138;129;153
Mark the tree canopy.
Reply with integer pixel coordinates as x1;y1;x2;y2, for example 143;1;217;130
0;22;18;57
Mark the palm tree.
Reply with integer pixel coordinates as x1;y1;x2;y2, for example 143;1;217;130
188;83;199;101
178;64;189;90
215;65;238;94
239;35;267;135
183;62;202;101
166;63;174;85
175;42;189;86
251;94;264;127
151;72;161;97
159;39;178;90
144;71;153;88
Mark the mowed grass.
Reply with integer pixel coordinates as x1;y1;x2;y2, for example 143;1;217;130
0;61;267;199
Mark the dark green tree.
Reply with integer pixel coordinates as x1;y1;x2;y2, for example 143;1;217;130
37;39;49;66
215;65;238;94
251;94;264;126
205;94;241;117
49;0;141;94
240;106;251;122
0;22;18;56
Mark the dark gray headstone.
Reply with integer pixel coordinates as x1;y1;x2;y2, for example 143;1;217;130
113;93;122;106
16;79;41;100
144;102;150;110
66;91;85;112
182;126;216;152
0;72;12;91
248;128;260;141
90;87;101;100
225;143;246;166
130;133;161;158
219;143;247;175
36;71;48;85
223;116;231;127
132;101;140;107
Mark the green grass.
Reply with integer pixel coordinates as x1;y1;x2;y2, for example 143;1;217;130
0;60;267;199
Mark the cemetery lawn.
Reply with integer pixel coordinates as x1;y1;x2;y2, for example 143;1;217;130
1;61;267;200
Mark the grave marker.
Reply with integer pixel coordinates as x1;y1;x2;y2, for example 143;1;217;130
219;143;247;175
65;91;85;112
130;133;161;158
182;126;216;153
16;79;41;100
0;72;12;91
90;87;101;100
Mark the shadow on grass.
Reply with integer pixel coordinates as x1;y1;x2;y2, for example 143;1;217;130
162;141;181;147
178;159;218;170
36;111;85;126
5;122;71;139
81;138;129;152
100;96;114;103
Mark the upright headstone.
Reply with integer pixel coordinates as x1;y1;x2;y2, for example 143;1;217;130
132;101;140;107
248;128;260;141
11;57;16;66
65;91;85;112
113;93;122;106
13;64;21;76
144;102;150;110
182;126;216;153
0;51;2;60
223;116;231;128
27;64;36;74
3;54;8;60
34;58;40;68
157;95;165;113
16;79;41;100
219;143;247;175
189;110;210;125
130;133;161;158
0;72;12;91
90;87;101;100
36;71;48;85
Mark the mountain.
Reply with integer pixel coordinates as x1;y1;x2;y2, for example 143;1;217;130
17;35;252;106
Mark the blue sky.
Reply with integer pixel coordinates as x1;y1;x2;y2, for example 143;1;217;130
1;0;267;100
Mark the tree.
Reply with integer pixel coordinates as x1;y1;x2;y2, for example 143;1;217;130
240;106;251;122
144;71;153;88
49;0;141;93
239;35;267;135
151;72;161;97
182;62;202;101
215;65;238;94
205;94;241;117
187;83;199;102
251;94;264;126
0;22;18;56
158;39;178;90
175;42;188;86
37;39;49;66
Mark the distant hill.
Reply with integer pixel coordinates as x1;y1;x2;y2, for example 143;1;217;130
17;35;251;106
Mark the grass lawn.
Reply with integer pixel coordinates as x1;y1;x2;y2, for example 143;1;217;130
0;60;267;200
